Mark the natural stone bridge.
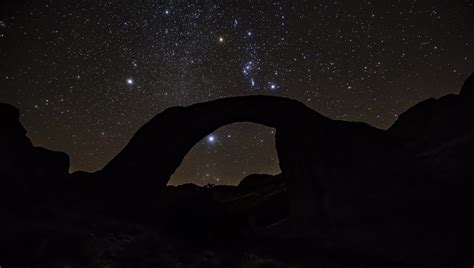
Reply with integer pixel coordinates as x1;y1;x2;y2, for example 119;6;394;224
101;96;329;188
98;95;405;238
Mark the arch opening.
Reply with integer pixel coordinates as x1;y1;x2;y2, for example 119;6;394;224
168;122;281;186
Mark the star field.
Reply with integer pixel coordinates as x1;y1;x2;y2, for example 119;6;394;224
0;0;473;185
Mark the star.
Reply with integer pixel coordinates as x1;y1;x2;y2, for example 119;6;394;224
126;77;134;85
218;36;224;43
269;82;278;90
207;134;217;144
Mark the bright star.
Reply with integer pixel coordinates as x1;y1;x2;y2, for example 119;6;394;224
269;82;278;90
164;9;170;15
218;36;224;43
247;31;252;36
207;134;217;144
126;78;134;85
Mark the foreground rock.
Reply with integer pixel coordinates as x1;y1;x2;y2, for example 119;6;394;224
0;104;70;205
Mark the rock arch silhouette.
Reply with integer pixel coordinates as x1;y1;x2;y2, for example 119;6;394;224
98;95;400;236
101;96;330;190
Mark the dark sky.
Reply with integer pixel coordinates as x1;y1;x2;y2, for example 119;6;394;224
0;1;473;186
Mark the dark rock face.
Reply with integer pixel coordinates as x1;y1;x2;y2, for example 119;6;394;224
388;73;474;183
238;173;285;191
460;72;474;98
0;104;32;171
388;73;474;155
0;103;70;203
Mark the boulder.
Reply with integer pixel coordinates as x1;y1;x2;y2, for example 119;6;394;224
237;173;284;192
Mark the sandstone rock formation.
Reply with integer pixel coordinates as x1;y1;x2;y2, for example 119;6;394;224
98;95;412;246
0;103;70;204
389;73;474;155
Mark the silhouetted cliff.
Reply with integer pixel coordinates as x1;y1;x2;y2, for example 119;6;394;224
389;73;474;154
0;104;69;205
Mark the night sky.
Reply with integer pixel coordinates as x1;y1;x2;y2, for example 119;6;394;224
1;1;473;186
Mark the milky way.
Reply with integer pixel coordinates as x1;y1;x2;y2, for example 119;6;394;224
0;1;473;185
